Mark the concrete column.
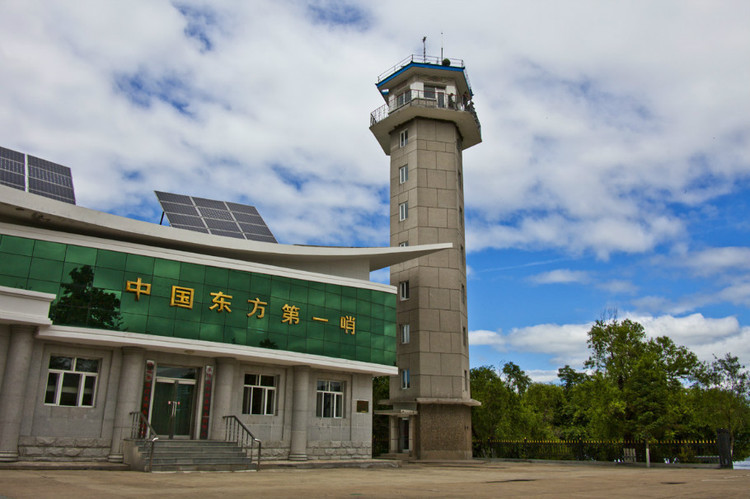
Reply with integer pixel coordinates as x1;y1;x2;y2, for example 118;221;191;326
389;416;398;454
288;365;310;460
209;357;237;440
0;324;10;391
0;325;35;462
108;347;145;462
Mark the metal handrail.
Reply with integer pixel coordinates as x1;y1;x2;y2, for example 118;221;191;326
223;415;262;471
376;54;465;83
369;88;479;127
129;411;159;472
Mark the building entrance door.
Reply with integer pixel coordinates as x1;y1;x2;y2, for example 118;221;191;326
399;417;410;452
150;366;198;439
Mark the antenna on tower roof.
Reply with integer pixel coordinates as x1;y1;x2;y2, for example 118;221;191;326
441;32;444;61
422;36;426;60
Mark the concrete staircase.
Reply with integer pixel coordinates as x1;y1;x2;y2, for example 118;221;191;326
126;440;257;472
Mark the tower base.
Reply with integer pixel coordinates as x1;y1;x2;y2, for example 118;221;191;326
415;403;473;460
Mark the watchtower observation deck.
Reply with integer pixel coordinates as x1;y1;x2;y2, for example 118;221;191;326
369;55;481;154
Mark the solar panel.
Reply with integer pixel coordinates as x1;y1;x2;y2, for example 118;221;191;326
155;191;277;243
0;146;76;204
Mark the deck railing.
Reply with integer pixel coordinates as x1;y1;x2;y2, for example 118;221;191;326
370;88;479;128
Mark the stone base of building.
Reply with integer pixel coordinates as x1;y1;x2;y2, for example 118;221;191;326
17;437;111;462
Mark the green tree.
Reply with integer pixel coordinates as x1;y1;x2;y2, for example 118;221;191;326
696;354;750;458
583;319;699;440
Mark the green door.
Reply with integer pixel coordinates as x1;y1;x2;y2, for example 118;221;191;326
150;366;197;438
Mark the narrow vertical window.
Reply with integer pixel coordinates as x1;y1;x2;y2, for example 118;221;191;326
399;129;408;147
464;370;469;391
401;324;410;344
399;201;408;221
463;326;468;347
399;165;408;184
401;369;411;389
399;281;409;300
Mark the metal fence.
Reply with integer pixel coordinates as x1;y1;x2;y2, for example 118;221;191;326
473;439;720;464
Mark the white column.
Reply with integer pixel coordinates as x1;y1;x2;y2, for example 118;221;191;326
0;325;35;462
288;365;310;460
108;347;145;462
209;357;236;440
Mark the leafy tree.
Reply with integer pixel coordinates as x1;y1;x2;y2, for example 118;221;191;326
696;354;750;458
502;361;531;395
583;319;699;440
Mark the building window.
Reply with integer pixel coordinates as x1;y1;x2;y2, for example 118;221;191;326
396;90;411;108
401;369;411;389
399;241;409;247
399;281;409;300
399;201;408;221
463;326;468;347
399;129;408;147
45;356;99;407
464;370;469;391
242;374;276;415
401;323;410;344
316;380;344;418
399;165;408;184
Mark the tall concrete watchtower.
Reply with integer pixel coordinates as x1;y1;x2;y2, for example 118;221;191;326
370;55;481;460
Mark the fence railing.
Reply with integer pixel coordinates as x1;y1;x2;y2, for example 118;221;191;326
223;415;262;471
473;439;720;465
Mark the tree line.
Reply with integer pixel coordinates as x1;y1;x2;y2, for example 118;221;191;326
470;318;750;460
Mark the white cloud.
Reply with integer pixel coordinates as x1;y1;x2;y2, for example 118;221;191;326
471;312;750;371
528;269;590;285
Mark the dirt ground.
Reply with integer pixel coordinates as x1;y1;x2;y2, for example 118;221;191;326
1;461;748;499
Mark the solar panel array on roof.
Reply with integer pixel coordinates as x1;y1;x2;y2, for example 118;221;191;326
155;191;277;243
0;146;76;204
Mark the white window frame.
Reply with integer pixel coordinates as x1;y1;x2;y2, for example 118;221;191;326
399;281;409;301
44;356;99;407
401;369;411;389
316;380;344;418
399;165;408;184
242;374;277;416
399;201;408;221
399;129;408;147
401;323;410;344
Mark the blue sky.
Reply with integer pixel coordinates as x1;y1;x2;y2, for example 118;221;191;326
1;0;749;382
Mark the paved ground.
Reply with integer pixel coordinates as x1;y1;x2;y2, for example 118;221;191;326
1;461;748;498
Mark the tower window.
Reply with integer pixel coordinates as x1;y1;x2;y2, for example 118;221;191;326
399;241;409;247
396;90;411;108
399;281;409;300
399;201;408;221
399;129;408;147
400;369;411;389
401;323;410;344
399;165;408;184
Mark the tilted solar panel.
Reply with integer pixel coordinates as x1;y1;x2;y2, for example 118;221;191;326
155;191;277;243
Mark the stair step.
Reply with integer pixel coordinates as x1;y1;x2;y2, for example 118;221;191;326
131;439;258;472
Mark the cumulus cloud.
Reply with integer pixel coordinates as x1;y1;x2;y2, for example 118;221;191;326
471;312;750;372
